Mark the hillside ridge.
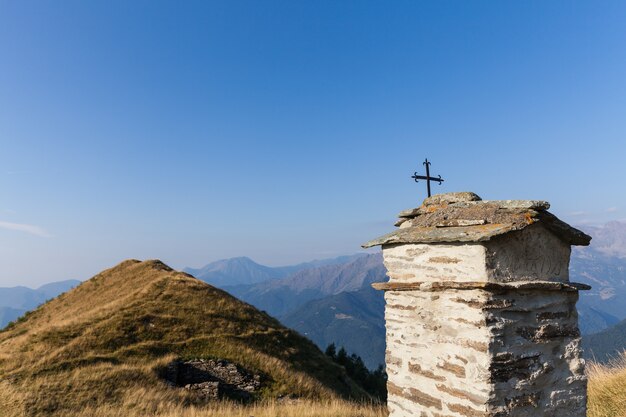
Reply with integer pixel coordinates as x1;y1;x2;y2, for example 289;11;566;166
0;259;368;416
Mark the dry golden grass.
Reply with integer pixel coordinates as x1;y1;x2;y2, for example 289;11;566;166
0;382;386;417
587;351;626;417
0;260;369;416
80;400;386;417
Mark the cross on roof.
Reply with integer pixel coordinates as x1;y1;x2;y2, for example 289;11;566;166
411;158;444;198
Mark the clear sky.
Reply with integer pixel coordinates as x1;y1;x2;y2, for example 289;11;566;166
1;1;626;287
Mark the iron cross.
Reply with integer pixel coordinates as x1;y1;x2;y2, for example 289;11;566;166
411;158;444;198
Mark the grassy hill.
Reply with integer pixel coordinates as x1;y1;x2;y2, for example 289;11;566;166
588;351;626;417
0;260;370;417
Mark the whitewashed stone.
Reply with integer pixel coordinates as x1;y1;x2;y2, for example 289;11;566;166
368;193;588;417
484;225;571;283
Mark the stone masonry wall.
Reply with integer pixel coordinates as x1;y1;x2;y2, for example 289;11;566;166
383;242;488;283
484;225;571;283
381;231;586;417
485;290;586;416
384;288;492;416
383;225;570;285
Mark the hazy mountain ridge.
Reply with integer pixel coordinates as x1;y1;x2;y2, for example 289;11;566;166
0;306;27;329
224;222;626;367
579;221;626;258
583;318;626;363
0;279;80;327
577;304;620;336
281;286;386;369
183;257;288;287
184;254;366;287
224;253;385;318
571;222;626;322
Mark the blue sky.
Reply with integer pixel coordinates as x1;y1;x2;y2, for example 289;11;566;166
1;1;625;286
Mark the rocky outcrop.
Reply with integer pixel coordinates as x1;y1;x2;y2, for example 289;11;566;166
164;358;262;401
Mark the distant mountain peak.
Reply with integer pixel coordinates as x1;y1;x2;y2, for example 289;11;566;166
184;253;371;288
226;252;387;318
0;279;80;326
578;221;626;259
213;256;257;264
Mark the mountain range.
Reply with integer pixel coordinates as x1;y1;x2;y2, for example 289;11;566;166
0;260;368;416
583;318;626;362
210;222;626;367
184;255;364;287
224;253;384;318
281;286;386;369
578;221;626;258
0;279;80;328
3;221;626;368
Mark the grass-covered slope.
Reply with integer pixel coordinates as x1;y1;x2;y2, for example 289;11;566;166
587;351;626;417
0;260;367;416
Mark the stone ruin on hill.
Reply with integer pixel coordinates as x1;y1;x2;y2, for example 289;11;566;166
163;358;262;401
363;192;591;417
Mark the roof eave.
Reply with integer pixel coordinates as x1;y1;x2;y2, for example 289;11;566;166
361;223;518;248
